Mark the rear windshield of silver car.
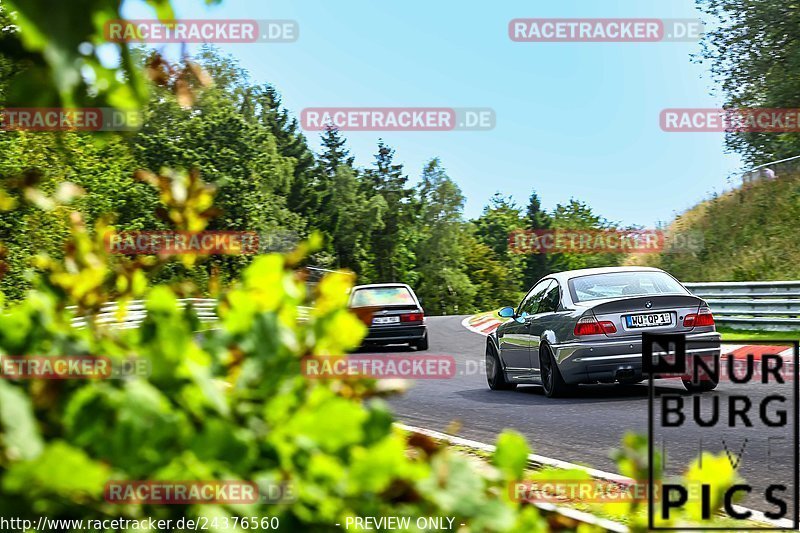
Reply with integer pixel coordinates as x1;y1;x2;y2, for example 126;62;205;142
350;287;416;307
568;271;688;303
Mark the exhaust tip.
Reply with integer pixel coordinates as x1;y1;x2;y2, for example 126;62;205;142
615;368;636;382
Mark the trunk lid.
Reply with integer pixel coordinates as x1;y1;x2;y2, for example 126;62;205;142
583;294;705;337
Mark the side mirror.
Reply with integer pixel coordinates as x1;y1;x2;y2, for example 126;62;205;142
498;307;515;318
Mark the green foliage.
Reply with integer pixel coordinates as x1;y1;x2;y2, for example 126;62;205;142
414;159;476;315
324;165;387;278
603;432;742;531
699;0;800;165
471;194;527;302
3;0;160;110
463;231;522;310
0;174;559;532
473;193;525;259
636;171;800;281
469;194;626;309
547;199;622;272
522;191;551;288
492;430;530;479
364;141;416;284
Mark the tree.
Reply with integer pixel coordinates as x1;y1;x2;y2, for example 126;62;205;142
364;141;414;282
318;126;355;179
414;159;475;315
254;84;319;218
130;55;304;288
326;165;386;279
473;194;524;256
462;230;521;311
472;194;526;295
548;199;622;272
699;0;800;164
522;190;551;286
313;127;374;273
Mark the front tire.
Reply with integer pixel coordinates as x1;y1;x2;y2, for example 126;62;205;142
539;344;572;398
486;342;516;390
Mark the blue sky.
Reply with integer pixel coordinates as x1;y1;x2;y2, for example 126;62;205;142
124;0;745;227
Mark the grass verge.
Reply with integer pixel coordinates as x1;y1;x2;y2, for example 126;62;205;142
718;327;800;342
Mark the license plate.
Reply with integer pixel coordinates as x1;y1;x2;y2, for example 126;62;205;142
625;312;673;328
372;316;400;325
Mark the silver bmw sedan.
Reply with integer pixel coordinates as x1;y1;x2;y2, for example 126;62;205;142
486;266;721;397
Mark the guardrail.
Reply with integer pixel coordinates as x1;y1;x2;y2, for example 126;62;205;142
741;153;800;185
69;265;333;329
70;299;218;330
71;299;310;330
684;281;800;331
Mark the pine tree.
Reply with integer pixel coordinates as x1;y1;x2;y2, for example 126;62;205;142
327;165;386;277
256;84;318;217
319;126;355;179
364;141;412;282
523;190;551;286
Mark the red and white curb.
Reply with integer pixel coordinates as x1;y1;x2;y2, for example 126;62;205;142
461;311;506;336
722;343;795;359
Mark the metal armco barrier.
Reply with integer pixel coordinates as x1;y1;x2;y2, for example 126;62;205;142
684;281;800;331
70;299;217;329
71;299;310;329
69;266;333;329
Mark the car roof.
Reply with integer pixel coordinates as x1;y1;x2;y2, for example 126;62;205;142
548;266;666;283
351;283;414;291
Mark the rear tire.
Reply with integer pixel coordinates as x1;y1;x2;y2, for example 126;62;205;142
414;333;429;351
486;343;516;391
540;344;572;398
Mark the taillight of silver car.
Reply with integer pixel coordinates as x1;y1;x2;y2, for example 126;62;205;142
574;316;617;336
683;307;715;327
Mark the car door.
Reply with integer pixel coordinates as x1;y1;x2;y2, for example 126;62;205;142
499;279;551;375
527;280;561;375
